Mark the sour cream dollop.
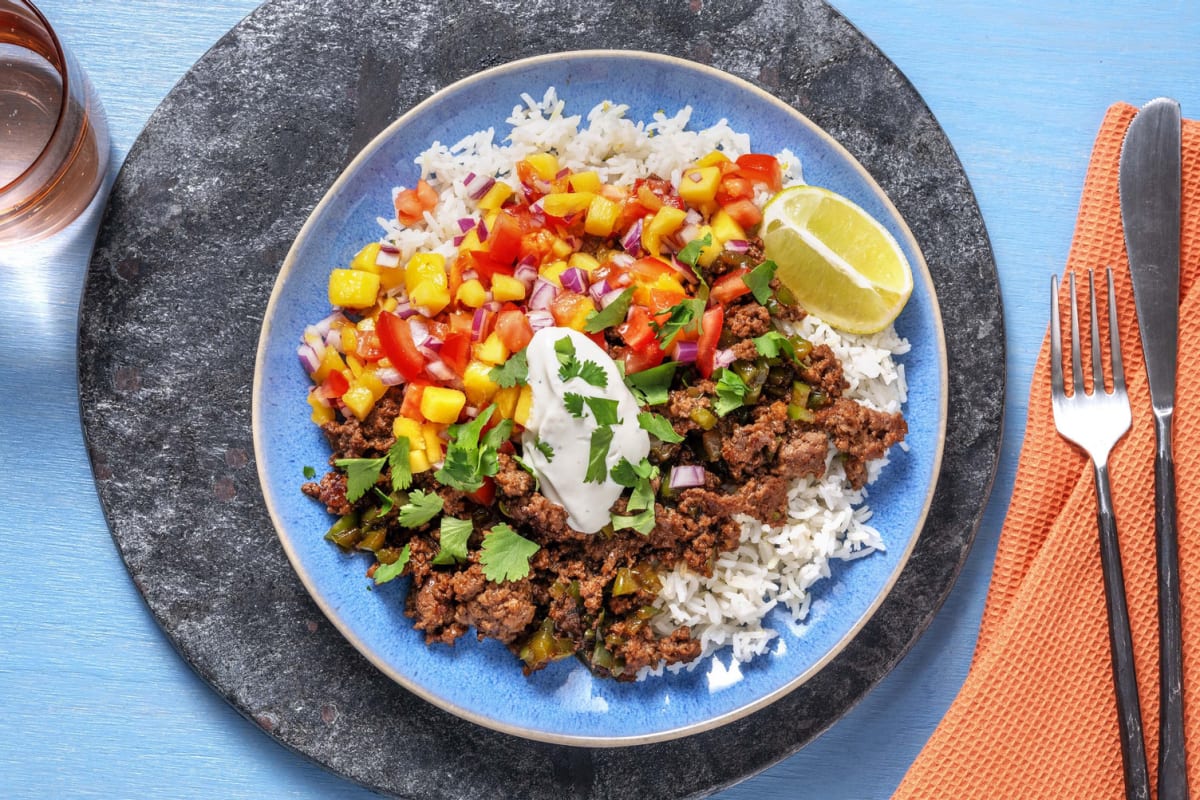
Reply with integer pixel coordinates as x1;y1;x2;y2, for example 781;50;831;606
520;327;650;533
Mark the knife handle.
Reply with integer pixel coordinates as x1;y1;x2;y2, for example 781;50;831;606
1156;416;1190;800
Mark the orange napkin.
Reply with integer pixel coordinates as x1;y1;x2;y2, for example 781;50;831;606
894;104;1200;799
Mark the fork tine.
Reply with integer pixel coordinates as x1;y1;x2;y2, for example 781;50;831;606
1107;267;1126;392
1068;272;1085;395
1051;275;1064;394
1089;269;1105;393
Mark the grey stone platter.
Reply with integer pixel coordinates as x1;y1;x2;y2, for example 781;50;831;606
77;1;1002;798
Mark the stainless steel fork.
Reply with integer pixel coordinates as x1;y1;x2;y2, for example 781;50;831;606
1050;268;1149;800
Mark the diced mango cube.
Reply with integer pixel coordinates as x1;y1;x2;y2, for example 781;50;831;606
711;209;747;244
420;386;467;424
642;206;688;258
494;385;520;419
677;166;722;206
562;296;597;331
328;268;380;309
393;416;424;447
351;242;383;273
568;252;600;273
459;227;482;252
409;449;432;473
693;225;722;268
404;252;447;293
357;369;387;402
421;424;444;462
340;326;358;356
342;385;376;420
584;195;620;238
540;260;569;287
312;346;347;383
463;359;500;406
477;181;513;211
525;152;559;181
694;150;731;168
550;236;574;259
541;192;595;217
514;385;534;427
490;273;526;302
410;281;451;315
378;266;406;292
345;354;364;378
474;332;510;366
569;171;602;193
307;391;335;425
456;278;488;308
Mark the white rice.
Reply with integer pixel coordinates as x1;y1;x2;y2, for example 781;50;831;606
380;88;908;677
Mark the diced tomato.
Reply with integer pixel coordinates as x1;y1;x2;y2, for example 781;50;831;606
722;198;763;230
623;345;666;374
645;288;687;316
464;249;516;282
632;176;684;211
735;153;783;192
629;257;674;283
394;179;438;226
619;306;659;352
440;331;472;376
495;309;534;352
376;311;426;381
716;175;755;205
710;267;753;305
320;369;349;398
466;476;496;506
550;291;592;328
487;211;524;265
696;305;724;379
355;331;384;362
519;229;559;263
400;381;429;420
447;311;473;336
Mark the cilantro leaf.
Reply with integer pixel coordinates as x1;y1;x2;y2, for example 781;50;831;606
373;544;411;585
676;232;713;269
387;438;413;491
373;487;395;515
435;404;510;492
585;396;621;426
397;489;444;527
489;349;529;388
432;516;474;566
585;425;614;483
637;411;684;443
576;360;608;388
303;465;316;479
553;334;576;366
628;479;657;513
563;392;586;418
479;523;540;582
650;297;704;348
535;439;555;460
752;330;796;362
743;260;778;305
334;455;386;503
555;334;609;388
712;368;750;417
611;508;656;536
624;361;679;406
583;286;634;332
611;457;656;487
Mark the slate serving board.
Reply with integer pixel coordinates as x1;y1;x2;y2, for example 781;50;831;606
77;1;1003;798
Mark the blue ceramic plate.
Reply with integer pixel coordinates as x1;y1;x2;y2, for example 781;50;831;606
253;51;947;746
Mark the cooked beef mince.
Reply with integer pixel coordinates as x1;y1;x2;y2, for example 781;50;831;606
308;246;906;680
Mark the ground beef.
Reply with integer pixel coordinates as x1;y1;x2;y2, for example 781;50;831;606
301;471;352;516
665;383;714;436
707;238;765;277
719;401;788;481
319;390;402;459
798;344;847;399
724;302;772;339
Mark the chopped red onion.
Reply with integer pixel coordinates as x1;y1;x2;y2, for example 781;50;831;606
375;366;404;386
312;311;346;336
476;218;489;242
672;340;699;363
392;300;418;319
684;208;703;225
463;172;495;200
471;307;495;341
668;465;707;489
461;269;480;282
482;300;501;312
621;218;644;256
599;287;628;309
528;279;559;311
323;328;341;351
725;239;750;254
559;266;589;294
555;167;571;179
609;252;635;268
408;319;430;346
588;279;610;303
514;261;539;288
425;359;456;383
452;234;465;247
308;386;332;408
418;342;442;360
374;247;401;269
714;348;737;369
297;343;322;374
527;310;555;331
456;217;477;232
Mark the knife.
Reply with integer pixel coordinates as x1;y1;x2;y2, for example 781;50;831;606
1120;96;1189;800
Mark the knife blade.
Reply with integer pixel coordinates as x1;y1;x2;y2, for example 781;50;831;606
1119;96;1189;800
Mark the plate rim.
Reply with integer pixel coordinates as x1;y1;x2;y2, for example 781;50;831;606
251;47;949;747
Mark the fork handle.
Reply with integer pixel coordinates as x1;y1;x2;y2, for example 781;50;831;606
1095;462;1152;800
1155;414;1190;800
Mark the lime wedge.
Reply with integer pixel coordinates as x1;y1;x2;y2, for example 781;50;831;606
761;185;913;334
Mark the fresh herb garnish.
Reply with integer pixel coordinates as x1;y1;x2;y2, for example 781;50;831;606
583;286;635;333
584;396;621;426
743;260;778;305
752;330;796;361
373;544;411;585
563;392;586;418
435;404;512;492
335;439;411;502
431;516;473;566
610;457;659;534
397;489;444;527
636;411;684;443
373;487;395;515
624;361;679;406
650;297;705;348
585;425;615;483
611;508;656;536
535;439;555;461
555;335;608;388
479;523;540;583
303;465;316;479
676;232;712;269
489;348;528;388
712;367;751;417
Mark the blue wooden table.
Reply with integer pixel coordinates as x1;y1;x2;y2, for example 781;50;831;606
4;1;1199;797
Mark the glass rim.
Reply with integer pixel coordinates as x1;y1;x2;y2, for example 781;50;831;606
1;0;74;195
